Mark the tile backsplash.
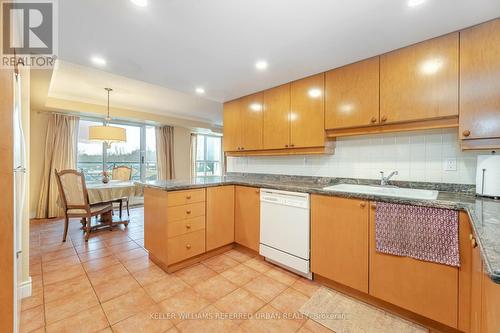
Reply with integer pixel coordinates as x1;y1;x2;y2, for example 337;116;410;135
226;128;485;184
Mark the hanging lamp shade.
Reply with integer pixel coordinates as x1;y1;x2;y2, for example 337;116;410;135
88;87;126;145
88;125;126;143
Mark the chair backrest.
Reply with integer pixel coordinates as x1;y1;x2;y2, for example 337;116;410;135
55;169;90;212
112;166;132;180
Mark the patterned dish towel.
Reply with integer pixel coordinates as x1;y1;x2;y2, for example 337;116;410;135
375;202;460;267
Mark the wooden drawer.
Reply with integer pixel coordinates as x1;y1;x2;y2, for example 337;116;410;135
168;189;205;207
168;216;205;238
167;229;205;265
168;202;205;222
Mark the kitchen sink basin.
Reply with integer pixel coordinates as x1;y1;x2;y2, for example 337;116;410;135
322;184;439;200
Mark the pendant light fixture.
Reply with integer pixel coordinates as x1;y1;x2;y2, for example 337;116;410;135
88;88;126;146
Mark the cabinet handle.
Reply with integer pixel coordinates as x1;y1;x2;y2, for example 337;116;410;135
370;117;377;123
186;195;191;199
381;116;387;122
371;203;376;209
186;224;191;229
186;210;191;214
471;238;477;248
186;244;191;249
360;202;366;208
285;144;289;148
290;144;295;147
463;130;471;137
255;190;260;194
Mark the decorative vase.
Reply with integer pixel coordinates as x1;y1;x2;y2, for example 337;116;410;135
102;171;109;184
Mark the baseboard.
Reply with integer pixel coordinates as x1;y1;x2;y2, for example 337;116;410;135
19;277;32;299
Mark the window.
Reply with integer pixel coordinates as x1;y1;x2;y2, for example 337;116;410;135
192;134;222;178
77;120;104;182
77;119;157;181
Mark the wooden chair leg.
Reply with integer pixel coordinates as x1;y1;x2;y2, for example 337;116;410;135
119;200;123;219
84;217;91;242
62;216;69;242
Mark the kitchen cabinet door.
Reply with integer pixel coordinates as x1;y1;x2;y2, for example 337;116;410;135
311;195;369;293
369;203;459;328
481;268;500;333
470;233;483;333
290;73;325;148
234;186;260;252
380;33;459;124
325;57;380;130
460;19;500;141
223;99;242;152
458;212;473;332
263;84;291;150
206;186;234;251
240;92;264;151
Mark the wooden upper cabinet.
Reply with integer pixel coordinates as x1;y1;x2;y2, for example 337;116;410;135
380;33;459;124
234;186;260;252
223;99;242;152
460;19;500;141
206;186;234;251
325;57;380;130
263;84;291;149
311;195;369;293
240;92;264;151
290;73;325;148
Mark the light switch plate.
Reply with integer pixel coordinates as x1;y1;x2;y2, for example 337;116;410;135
444;158;457;171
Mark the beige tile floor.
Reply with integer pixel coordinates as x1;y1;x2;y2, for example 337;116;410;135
23;208;327;333
22;207;421;333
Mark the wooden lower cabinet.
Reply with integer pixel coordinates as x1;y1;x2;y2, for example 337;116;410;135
481;270;500;333
368;203;459;328
311;195;369;293
167;229;206;265
206;186;235;251
470;233;483;333
234;186;260;251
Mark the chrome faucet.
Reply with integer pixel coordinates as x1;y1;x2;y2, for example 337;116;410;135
380;170;398;186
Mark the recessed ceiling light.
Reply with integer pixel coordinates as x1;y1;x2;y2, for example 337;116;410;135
255;60;268;71
308;88;322;98
91;55;106;66
407;0;426;7
131;0;148;7
195;87;205;94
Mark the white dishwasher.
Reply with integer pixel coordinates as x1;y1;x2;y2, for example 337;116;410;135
260;188;312;279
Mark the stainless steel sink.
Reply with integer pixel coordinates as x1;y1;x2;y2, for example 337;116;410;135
322;184;439;200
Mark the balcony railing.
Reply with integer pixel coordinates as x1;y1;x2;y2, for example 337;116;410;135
77;161;157;182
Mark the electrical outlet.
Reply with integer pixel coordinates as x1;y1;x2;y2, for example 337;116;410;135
444;158;457;171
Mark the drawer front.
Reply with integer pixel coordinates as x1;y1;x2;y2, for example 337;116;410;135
167;229;206;264
168;216;205;238
168;189;205;207
168;202;206;222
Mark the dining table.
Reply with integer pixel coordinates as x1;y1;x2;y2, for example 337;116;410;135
85;180;143;229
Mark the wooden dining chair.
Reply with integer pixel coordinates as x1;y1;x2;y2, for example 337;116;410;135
55;169;113;242
111;165;132;218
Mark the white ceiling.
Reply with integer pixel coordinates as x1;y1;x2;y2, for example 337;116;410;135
57;0;500;120
48;61;223;125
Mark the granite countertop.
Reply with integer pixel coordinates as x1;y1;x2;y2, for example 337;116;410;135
137;174;500;284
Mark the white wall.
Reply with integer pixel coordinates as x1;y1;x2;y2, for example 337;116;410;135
227;128;483;184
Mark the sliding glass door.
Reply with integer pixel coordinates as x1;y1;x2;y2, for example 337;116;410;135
77;119;157;182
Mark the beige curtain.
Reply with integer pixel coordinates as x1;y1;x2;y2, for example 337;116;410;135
190;133;198;179
36;114;79;218
155;125;175;180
